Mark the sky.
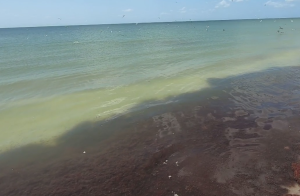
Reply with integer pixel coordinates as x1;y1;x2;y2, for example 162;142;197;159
0;0;299;28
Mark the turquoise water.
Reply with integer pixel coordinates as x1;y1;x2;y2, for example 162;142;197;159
1;18;300;151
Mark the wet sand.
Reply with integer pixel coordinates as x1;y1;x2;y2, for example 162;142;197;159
1;66;300;196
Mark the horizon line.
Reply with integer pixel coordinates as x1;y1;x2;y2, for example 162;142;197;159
0;16;299;30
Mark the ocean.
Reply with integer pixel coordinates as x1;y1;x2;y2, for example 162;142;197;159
2;18;300;195
0;18;300;152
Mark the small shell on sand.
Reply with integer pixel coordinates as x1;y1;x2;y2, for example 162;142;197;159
284;146;290;150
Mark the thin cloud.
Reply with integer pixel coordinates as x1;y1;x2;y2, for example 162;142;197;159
265;0;294;7
215;0;230;8
285;0;296;2
123;9;133;12
179;7;187;13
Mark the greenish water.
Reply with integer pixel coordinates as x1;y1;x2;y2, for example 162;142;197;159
1;18;300;151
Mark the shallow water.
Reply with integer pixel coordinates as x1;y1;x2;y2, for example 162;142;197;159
0;18;300;152
1;17;300;194
1;65;300;195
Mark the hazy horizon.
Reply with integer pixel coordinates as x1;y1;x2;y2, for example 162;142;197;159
1;0;299;28
1;16;299;29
